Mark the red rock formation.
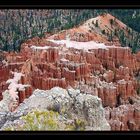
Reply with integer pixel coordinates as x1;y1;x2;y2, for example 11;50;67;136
91;47;138;72
103;70;114;83
0;18;140;130
0;66;10;99
115;66;131;81
117;80;136;101
31;48;59;63
0;71;33;111
0;66;9;82
33;77;67;90
18;90;26;103
98;85;118;108
105;103;140;130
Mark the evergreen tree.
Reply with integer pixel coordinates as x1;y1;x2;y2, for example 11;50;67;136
102;30;106;34
110;19;114;27
95;20;98;27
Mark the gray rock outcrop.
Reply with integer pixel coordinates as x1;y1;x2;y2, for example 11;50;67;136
0;87;110;130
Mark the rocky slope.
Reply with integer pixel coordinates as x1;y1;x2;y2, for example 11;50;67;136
1;10;140;52
0;14;140;131
48;13;140;52
0;87;110;130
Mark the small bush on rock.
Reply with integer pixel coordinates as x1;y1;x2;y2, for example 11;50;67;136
4;110;86;131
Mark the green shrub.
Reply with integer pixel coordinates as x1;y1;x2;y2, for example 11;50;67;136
102;30;106;34
4;110;86;131
4;110;59;131
21;110;59;130
74;119;86;130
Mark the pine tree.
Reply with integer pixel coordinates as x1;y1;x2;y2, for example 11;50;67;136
110;19;114;27
102;30;106;34
114;29;117;36
95;20;98;27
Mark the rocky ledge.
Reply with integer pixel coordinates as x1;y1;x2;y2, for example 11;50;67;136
0;87;110;131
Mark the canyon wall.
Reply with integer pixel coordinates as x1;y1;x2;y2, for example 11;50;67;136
0;37;140;130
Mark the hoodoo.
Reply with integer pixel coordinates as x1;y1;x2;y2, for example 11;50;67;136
0;11;140;131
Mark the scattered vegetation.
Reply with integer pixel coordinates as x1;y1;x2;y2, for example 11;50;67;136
1;9;140;53
4;110;87;131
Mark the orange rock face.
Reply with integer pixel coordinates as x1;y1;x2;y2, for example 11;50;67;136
105;103;140;130
0;65;10;100
0;28;140;130
18;86;33;103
